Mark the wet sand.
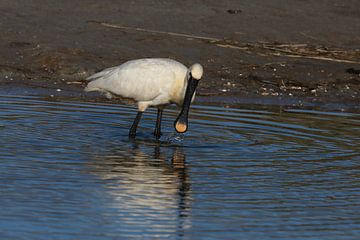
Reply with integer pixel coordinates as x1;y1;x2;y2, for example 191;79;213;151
0;0;359;110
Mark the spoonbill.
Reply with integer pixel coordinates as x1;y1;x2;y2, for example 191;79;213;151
84;58;203;139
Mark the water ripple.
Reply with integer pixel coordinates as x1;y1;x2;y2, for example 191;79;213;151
0;95;359;239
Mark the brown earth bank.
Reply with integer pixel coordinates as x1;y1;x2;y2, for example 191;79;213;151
0;0;359;110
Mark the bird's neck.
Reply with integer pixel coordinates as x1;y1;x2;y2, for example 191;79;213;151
171;77;188;106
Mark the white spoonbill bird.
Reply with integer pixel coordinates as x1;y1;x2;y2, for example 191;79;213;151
84;58;203;139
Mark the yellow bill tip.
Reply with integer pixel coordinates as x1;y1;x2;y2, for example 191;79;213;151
175;122;187;133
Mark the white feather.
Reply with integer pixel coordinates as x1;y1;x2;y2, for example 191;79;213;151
190;63;203;80
85;58;200;111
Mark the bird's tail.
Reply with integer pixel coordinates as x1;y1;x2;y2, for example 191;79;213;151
84;80;99;92
85;68;110;92
86;66;118;81
84;79;113;99
85;65;119;93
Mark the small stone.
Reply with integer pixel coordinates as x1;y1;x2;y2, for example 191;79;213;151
227;9;242;14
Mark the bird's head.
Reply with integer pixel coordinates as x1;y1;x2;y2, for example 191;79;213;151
174;63;203;133
189;63;203;81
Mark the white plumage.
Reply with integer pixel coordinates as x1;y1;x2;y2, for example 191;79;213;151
84;58;203;138
85;58;200;111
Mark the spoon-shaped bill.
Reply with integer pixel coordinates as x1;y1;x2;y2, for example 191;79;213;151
174;75;200;133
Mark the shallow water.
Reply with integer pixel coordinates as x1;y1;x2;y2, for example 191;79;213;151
0;95;359;239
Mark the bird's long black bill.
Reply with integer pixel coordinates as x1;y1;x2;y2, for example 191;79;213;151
174;76;199;133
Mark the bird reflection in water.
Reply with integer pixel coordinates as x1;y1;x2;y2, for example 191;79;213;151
87;141;191;237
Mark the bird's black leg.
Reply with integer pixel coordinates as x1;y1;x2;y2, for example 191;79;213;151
154;108;163;139
129;111;143;138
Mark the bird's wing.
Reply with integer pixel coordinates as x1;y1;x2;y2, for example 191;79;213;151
85;59;182;102
113;61;177;101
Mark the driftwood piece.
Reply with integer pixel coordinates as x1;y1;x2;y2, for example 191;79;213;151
92;21;360;64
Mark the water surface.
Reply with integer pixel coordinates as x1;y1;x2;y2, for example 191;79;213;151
0;95;359;239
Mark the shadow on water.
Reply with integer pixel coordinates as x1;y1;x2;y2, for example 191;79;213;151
0;95;359;239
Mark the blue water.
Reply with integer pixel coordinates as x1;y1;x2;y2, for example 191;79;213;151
0;95;359;239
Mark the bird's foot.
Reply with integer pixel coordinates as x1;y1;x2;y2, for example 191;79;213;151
154;131;162;140
129;131;137;139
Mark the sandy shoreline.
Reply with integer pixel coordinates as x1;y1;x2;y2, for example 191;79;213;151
0;0;359;110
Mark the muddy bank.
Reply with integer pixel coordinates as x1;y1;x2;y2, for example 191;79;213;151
0;0;359;110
